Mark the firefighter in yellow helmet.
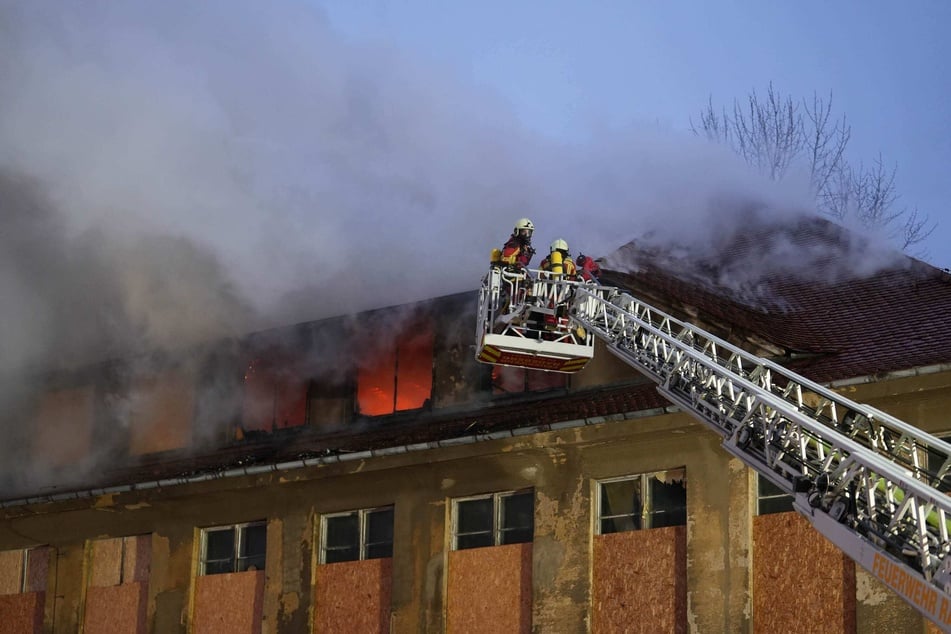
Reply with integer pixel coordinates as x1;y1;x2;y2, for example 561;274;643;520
499;218;536;268
540;238;578;278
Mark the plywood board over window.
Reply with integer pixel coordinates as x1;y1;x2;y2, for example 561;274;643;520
356;317;433;417
84;536;151;634
32;386;95;467
128;369;195;455
0;547;50;633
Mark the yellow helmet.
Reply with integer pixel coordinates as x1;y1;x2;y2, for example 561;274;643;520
550;238;568;253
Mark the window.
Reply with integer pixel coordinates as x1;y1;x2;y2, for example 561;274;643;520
925;432;951;491
491;366;566;395
200;522;266;575
0;547;51;595
88;535;150;587
356;318;433;416
242;358;307;431
597;470;686;534
452;490;534;550
757;475;794;515
307;378;353;428
321;506;394;564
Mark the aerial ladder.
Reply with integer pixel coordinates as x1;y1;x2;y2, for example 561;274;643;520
475;266;951;630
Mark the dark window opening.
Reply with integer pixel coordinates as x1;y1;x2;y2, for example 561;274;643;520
453;490;534;550
321;506;394;564
201;522;267;575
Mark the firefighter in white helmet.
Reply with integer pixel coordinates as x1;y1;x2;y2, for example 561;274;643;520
499;218;536;268
540;238;578;278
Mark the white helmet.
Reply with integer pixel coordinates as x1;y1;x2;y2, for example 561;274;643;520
514;217;534;237
550;238;568;253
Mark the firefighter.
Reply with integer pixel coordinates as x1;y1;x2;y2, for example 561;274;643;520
539;238;578;278
499;218;536;269
576;253;602;282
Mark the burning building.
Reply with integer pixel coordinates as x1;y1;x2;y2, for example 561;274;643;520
1;217;951;633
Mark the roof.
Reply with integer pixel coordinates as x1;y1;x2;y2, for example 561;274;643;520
600;215;951;384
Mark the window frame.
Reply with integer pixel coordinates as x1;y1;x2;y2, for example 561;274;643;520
199;521;267;576
451;489;535;551
319;506;395;564
595;470;687;534
355;316;434;417
756;474;794;515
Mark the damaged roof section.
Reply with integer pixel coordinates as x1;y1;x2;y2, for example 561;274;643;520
601;215;951;383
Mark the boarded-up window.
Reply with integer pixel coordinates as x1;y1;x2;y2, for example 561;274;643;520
0;547;50;595
242;360;307;431
753;512;855;633
592;527;687;633
357;320;433;417
32;386;95;467
447;542;532;634
314;558;391;634
193;570;264;634
128;369;194;455
0;547;50;633
84;536;150;634
87;536;151;587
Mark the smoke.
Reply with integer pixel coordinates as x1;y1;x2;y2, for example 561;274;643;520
0;2;904;497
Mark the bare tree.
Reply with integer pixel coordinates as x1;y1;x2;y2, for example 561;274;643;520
692;84;933;251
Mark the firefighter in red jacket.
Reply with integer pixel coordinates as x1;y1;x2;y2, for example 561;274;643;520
576;253;602;282
499;218;536;269
540;239;578;278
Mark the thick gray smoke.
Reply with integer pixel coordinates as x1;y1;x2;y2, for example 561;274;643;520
0;2;904;497
0;2;825;370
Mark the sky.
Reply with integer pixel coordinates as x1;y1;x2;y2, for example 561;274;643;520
0;0;948;378
321;1;951;262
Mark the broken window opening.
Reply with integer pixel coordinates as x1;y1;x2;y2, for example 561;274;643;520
356;320;433;417
597;470;686;533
